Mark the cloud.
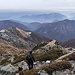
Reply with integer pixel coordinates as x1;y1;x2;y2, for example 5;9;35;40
0;0;75;11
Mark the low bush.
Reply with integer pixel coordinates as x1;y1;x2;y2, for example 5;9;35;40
41;61;71;74
32;42;48;50
25;68;39;75
19;71;23;75
62;52;75;60
24;61;71;75
0;59;8;65
11;52;28;64
34;49;64;61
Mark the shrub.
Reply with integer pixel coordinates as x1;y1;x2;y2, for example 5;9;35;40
0;59;8;65
34;49;64;61
25;68;39;75
24;61;71;75
41;61;71;74
32;42;48;50
42;61;71;74
11;51;33;65
62;52;75;60
11;52;28;64
19;71;23;75
12;55;26;64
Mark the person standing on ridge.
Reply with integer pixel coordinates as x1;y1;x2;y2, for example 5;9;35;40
26;51;35;70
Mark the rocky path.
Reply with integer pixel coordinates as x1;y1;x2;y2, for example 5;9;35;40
56;51;75;61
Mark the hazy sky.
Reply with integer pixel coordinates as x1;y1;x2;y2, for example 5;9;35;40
0;0;75;11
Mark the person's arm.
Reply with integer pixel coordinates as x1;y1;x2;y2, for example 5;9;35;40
32;55;35;62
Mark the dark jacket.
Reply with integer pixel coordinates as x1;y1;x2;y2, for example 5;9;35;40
26;53;35;63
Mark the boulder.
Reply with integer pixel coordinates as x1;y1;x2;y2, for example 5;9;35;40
1;64;17;73
18;60;28;70
38;70;48;75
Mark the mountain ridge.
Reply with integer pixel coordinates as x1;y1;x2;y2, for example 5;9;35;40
35;19;75;42
21;12;67;23
0;27;49;53
62;39;75;48
0;20;29;30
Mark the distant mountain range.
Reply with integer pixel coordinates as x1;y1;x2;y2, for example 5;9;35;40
1;19;75;42
0;20;29;30
0;12;68;23
62;39;75;48
27;22;42;31
35;19;75;42
21;13;67;23
1;12;75;23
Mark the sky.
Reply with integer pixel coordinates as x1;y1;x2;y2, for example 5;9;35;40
0;0;75;11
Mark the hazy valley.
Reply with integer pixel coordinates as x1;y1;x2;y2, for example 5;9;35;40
0;12;75;75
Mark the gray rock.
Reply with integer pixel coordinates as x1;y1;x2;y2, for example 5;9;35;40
18;60;28;70
52;69;73;75
38;70;48;75
1;64;17;73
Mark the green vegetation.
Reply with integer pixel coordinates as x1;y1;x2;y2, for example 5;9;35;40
34;49;64;61
12;49;64;64
32;42;48;50
11;52;28;64
19;71;24;75
55;41;60;45
12;56;25;64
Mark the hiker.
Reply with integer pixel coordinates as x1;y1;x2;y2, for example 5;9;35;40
26;51;35;70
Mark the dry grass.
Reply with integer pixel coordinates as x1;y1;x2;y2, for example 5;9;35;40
24;61;71;75
24;68;39;75
0;39;22;55
62;51;75;60
41;60;71;74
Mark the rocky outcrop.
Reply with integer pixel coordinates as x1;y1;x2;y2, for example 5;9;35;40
18;61;28;70
1;64;17;73
34;40;63;53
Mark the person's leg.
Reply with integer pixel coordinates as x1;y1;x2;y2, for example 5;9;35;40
31;62;33;69
28;63;31;70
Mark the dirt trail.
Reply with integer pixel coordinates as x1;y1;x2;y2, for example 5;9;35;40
56;51;75;61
